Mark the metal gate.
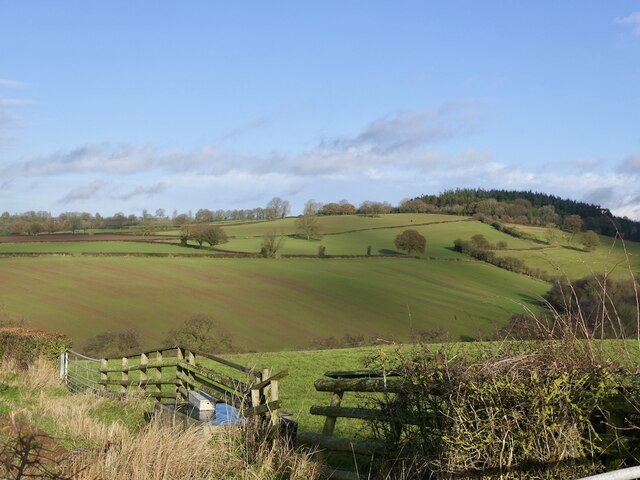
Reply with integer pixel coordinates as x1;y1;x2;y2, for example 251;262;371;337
60;349;101;393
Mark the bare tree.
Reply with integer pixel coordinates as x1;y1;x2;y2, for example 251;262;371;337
295;200;322;240
261;230;286;257
265;197;290;220
563;214;583;244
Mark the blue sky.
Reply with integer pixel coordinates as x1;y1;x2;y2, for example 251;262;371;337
1;2;639;218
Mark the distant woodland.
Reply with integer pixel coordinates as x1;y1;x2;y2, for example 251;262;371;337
1;188;639;242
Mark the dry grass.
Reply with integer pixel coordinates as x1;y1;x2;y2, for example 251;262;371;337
37;392;131;448
63;418;321;480
1;354;321;480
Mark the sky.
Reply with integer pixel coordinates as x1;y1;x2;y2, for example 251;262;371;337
1;2;639;219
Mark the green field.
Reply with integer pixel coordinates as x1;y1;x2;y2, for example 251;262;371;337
0;241;211;255
0;256;549;351
495;224;640;278
232;345;403;434
1;213;638;358
158;213;467;237
217;218;540;257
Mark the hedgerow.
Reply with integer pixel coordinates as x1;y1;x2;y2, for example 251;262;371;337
0;328;69;367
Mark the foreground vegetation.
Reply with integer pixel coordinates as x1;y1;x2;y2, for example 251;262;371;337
0;357;320;479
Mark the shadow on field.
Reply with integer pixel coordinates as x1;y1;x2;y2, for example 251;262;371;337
378;248;403;255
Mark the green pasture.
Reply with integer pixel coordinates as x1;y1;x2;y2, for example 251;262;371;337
220;213;467;237
5;215;637;281
0;241;209;255
495;226;640;278
230;339;640;434
0;256;549;352
151;213;468;238
218;219;540;258
233;345;403;434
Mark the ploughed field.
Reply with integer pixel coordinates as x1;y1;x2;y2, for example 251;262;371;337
0;256;548;350
0;213;637;351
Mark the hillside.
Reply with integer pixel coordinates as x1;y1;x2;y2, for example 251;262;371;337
0;213;638;352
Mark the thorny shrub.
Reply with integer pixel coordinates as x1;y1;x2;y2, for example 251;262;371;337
364;340;640;479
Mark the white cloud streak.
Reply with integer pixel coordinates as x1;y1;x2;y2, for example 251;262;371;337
116;182;167;200
0;79;27;89
616;11;640;35
56;180;107;205
2;106;640;220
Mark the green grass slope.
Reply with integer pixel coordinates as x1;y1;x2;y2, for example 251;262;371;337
0;256;548;351
495;225;640;278
217;217;539;257
0;241;210;255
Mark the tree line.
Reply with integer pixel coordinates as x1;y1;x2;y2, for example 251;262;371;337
1;188;638;242
413;188;640;241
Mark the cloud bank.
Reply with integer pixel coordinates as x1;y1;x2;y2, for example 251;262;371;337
1;106;639;220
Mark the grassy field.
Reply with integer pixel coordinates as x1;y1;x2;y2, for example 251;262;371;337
1;213;637;362
0;241;211;255
216;218;540;257
0;256;549;351
159;213;470;238
2;215;638;279
232;345;402;434
495;224;640;278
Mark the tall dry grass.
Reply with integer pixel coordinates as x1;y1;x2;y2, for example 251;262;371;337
1;353;321;479
62;418;321;480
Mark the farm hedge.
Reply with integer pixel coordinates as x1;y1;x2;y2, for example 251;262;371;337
0;327;69;367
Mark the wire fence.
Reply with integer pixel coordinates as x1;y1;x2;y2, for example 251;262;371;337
61;349;101;393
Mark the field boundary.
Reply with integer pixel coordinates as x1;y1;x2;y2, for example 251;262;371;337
62;345;286;424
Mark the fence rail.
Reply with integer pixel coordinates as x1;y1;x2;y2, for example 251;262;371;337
298;369;640;480
61;345;286;424
296;370;408;480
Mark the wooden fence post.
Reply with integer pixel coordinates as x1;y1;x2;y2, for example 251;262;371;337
250;369;263;414
121;357;128;394
270;377;280;425
140;352;148;392
155;350;163;401
100;358;108;393
322;391;344;437
262;368;270;405
176;347;187;401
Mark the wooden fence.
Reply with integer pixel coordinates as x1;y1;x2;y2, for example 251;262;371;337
297;369;640;479
96;345;286;423
296;369;413;480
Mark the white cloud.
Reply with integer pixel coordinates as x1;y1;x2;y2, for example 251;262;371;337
20;144;222;176
0;79;27;89
115;182;167;200
616;11;640;35
3;105;640;220
0;97;31;144
618;154;640;174
56;180;108;205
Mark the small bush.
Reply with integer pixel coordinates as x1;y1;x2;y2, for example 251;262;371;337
164;314;236;353
83;329;141;358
